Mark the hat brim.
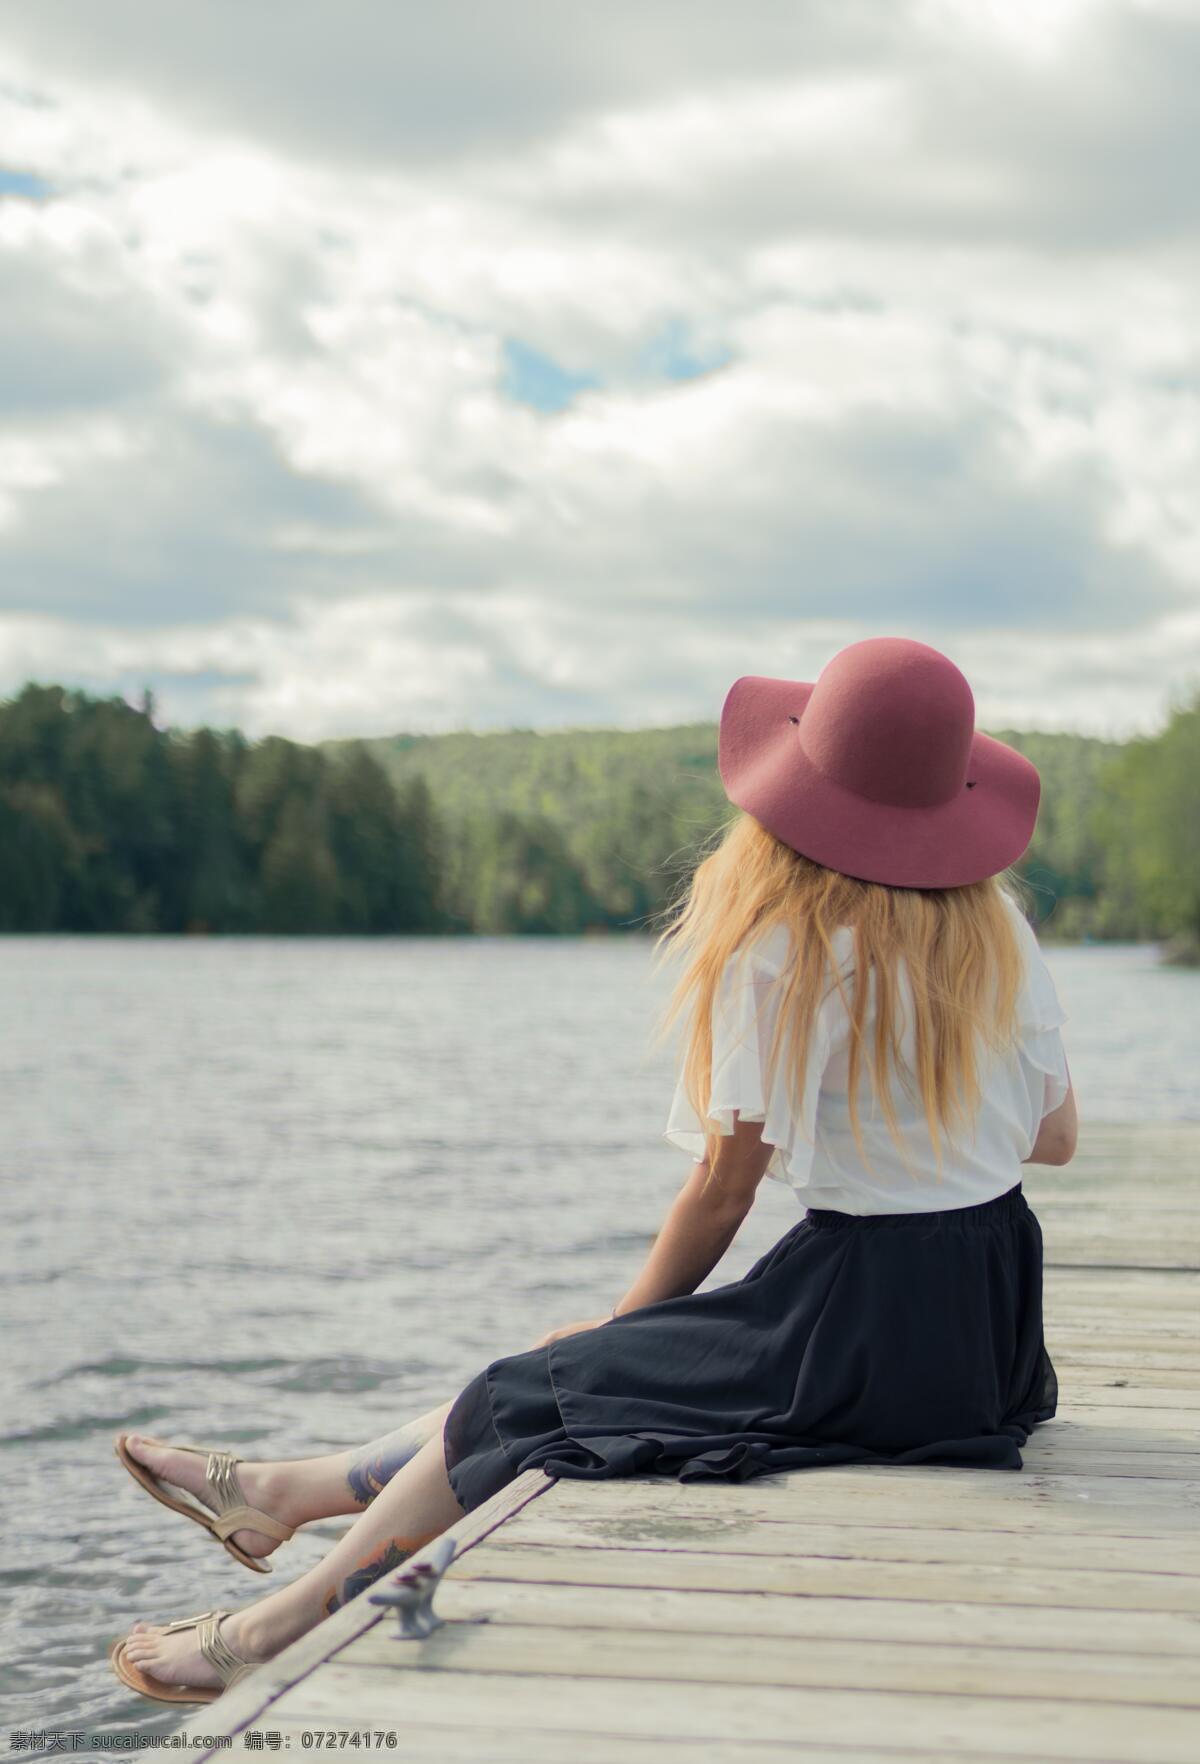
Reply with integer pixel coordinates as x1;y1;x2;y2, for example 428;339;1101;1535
717;675;1040;889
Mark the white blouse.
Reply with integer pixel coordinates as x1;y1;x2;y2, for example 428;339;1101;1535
663;892;1071;1215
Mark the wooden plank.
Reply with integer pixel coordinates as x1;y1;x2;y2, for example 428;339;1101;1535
459;1539;1199;1610
1050;1297;1199;1321
537;1469;1198;1531
1044;1354;1200;1368
1046;1251;1199;1270
1048;1294;1198;1309
1052;1333;1199;1351
260;1662;1200;1763
1027;1413;1200;1436
348;1572;1200;1655
532;1502;1200;1545
1008;1450;1200;1475
345;1616;1200;1705
1046;1247;1199;1265
1062;1393;1200;1413
1047;1366;1200;1391
1047;1277;1200;1292
534;1465;1200;1514
1052;1287;1200;1301
203;1723;1072;1764
501;1511;1200;1574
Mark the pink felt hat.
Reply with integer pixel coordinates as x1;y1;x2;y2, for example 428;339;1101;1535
717;636;1040;888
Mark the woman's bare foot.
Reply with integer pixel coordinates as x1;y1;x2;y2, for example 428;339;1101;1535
120;1602;283;1695
120;1435;297;1562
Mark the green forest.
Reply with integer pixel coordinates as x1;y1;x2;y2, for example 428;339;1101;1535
0;678;1196;948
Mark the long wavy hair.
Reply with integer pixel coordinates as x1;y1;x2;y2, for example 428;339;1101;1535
651;811;1034;1194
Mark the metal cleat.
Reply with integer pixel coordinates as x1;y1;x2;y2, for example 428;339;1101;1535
367;1534;489;1639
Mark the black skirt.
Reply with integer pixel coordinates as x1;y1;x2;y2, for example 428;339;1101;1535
442;1179;1058;1515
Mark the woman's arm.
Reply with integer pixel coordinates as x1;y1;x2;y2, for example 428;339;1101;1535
526;1116;775;1347
1023;1071;1079;1166
611;1114;776;1316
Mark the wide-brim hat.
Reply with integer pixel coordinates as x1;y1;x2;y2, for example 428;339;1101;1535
718;636;1040;888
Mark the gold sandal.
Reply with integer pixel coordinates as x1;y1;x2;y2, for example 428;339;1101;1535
110;1607;258;1705
115;1434;295;1574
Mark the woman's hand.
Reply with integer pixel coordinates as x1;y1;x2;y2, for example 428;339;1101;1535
527;1316;611;1349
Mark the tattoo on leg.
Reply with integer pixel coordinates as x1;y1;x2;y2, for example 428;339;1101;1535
346;1423;429;1506
323;1536;421;1616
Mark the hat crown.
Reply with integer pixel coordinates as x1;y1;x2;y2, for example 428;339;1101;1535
797;637;975;809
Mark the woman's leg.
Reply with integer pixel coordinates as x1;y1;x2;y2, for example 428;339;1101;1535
121;1420;470;1694
118;1399;456;1561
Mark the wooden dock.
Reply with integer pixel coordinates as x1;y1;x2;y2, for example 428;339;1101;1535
194;1125;1200;1764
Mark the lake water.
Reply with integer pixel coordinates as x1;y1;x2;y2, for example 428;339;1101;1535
1;934;1197;1750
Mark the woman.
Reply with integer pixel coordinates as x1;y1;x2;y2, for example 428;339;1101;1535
110;635;1077;1704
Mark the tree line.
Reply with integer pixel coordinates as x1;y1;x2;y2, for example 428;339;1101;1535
0;685;440;934
0;679;1196;945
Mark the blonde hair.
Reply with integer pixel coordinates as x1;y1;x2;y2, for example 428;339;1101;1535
651;811;1032;1196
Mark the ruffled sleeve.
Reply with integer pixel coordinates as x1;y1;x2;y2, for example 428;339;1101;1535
662;931;835;1193
1004;895;1071;1119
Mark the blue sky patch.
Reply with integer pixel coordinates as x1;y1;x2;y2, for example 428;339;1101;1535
640;317;733;382
501;339;600;413
0;169;51;200
502;323;730;414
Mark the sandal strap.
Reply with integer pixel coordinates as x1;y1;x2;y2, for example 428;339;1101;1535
198;1612;253;1687
205;1450;249;1515
212;1504;295;1543
203;1452;294;1541
159;1607;224;1636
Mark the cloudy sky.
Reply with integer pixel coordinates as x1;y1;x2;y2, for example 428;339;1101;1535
1;0;1198;742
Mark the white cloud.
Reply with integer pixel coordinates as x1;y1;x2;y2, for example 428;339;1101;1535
0;0;1198;741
